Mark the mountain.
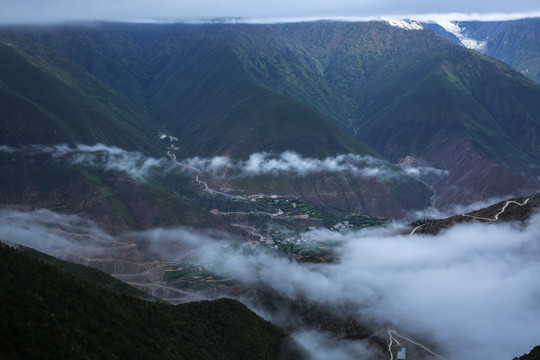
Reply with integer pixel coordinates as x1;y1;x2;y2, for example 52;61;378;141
0;36;158;151
0;242;300;359
409;192;540;235
232;21;540;207
480;19;540;84
0;29;219;231
3;20;540;360
193;22;540;208
515;346;540;360
0;22;437;223
417;18;540;84
2;20;540;217
1;23;375;159
352;42;540;207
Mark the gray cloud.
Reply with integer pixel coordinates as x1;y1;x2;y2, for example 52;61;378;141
0;0;539;24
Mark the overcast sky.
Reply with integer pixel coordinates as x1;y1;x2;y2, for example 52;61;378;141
0;0;539;24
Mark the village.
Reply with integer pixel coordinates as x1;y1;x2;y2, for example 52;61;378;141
157;130;388;258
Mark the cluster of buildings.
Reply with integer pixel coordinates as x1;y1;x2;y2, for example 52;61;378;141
333;221;350;229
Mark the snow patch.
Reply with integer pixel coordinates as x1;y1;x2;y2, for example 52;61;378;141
436;21;486;51
385;19;423;30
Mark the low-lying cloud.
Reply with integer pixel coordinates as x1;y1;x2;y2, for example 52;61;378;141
184;151;399;178
0;144;171;180
162;217;540;360
414;195;526;220
403;165;449;177
0;208;114;256
2;143;441;181
147;217;540;360
292;330;373;360
2;206;539;360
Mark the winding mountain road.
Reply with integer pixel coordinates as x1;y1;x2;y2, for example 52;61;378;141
230;223;266;242
410;197;532;235
461;197;531;222
409;225;424;235
168;151;245;199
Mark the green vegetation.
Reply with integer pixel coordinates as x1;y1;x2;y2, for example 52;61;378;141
1;23;377;159
151;45;375;159
16;245;159;301
0;40;159;153
1;20;539;223
354;47;540;167
255;196;318;216
249;195;388;229
1;22;421;227
231;22;454;125
275;239;335;261
479;18;540;84
163;263;241;289
0;242;300;360
269;213;387;260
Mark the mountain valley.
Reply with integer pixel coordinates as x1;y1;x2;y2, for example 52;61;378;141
3;21;539;214
2;18;540;360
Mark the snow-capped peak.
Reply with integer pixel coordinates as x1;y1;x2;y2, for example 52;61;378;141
385;19;424;30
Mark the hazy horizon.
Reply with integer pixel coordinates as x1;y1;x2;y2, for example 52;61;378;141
0;0;539;25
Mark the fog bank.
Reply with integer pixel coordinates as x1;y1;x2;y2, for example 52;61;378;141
2;207;539;359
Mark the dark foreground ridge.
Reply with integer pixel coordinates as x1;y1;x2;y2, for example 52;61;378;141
0;242;301;360
410;193;540;235
515;345;540;360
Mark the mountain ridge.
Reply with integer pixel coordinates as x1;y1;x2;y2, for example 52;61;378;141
2;20;540;217
0;242;299;359
0;22;437;223
410;192;540;235
393;18;540;83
